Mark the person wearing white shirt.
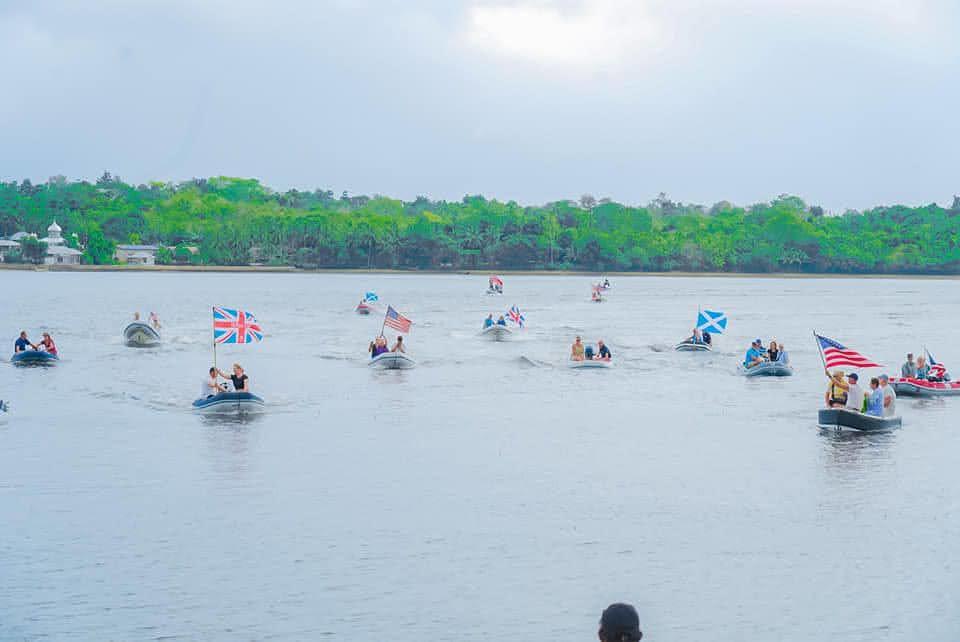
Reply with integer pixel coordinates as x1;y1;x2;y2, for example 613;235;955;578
844;372;866;412
879;374;897;417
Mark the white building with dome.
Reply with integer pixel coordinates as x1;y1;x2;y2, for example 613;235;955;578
40;221;83;265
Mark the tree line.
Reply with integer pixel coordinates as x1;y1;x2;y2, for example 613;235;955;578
1;173;958;273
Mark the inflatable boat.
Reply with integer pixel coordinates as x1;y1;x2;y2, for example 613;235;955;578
890;377;960;397
10;350;59;366
568;359;612;369
480;325;512;341
738;361;794;377
192;391;265;415
674;339;711;352
123;321;161;347
356;302;374;315
369;352;416;370
817;408;901;432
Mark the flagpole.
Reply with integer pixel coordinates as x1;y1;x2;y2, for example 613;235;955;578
212;306;217;373
813;330;827;373
380;308;387;338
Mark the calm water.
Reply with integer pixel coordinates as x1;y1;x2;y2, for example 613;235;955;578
1;272;959;641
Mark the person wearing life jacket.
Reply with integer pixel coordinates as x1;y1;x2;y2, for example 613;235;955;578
824;369;849;408
483;314;494;328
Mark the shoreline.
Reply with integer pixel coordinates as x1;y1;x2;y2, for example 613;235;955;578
0;264;958;279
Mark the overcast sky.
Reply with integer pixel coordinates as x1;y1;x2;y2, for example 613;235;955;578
2;0;958;210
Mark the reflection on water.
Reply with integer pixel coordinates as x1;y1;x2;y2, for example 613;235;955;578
1;272;959;642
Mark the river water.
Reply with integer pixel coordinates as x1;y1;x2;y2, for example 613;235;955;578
1;272;958;641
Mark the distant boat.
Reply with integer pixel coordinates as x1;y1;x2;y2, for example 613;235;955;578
11;350;59;366
738;360;793;377
369;352;416;369
123;321;161;347
192;391;265;415
568;359;612;369
817;408;901;432
890;377;960;397
486;275;504;295
480;324;512;341
675;339;711;352
356;302;374;315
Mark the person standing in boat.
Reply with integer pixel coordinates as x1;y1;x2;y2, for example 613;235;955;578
38;332;57;356
202;367;226;398
571;336;585;361
14;331;37;353
844;373;865;412
390;336;406;353
901;353;917;378
597;340;612;361
865;378;884;417
879;374;897;417
217;363;249;392
824;370;848;408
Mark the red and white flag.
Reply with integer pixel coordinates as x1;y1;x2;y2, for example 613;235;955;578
816;334;881;369
384;305;412;333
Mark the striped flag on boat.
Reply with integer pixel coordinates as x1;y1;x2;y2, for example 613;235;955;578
815;333;881;369
384;305;412;333
926;348;947;379
213;307;264;344
507;305;525;327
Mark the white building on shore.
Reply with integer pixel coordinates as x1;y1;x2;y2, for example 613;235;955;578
40;221;83;265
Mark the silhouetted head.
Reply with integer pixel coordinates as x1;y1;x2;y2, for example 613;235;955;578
599;603;642;642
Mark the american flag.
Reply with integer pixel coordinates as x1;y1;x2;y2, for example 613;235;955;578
384;305;412;333
507;305;525;327
815;334;881;369
213;306;264;344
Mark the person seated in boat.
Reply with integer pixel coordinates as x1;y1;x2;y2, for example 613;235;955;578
38;332;57;356
824;369;848;408
591;290;602;302
571;336;585;361
483;314;494;328
201;367;227;398
915;355;930;380
901;353;917;378
14;331;37;353
217;363;249;392
496;315;507;326
879;374;897;417
767;340;780;363
702;331;712;346
584;344;595;359
597;340;612;361
865;377;884;417
133;311;141;321
390;336;406;353
149;312;161;330
844;373;866;412
687;328;703;344
776;343;787;362
744;340;766;369
370;336;389;357
603;278;611;288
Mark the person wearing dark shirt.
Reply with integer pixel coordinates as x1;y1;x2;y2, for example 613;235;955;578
496;315;507;326
14;331;36;353
597;340;612;360
217;363;249;392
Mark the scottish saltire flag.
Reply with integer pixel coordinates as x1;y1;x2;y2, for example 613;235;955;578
213;307;264;344
384;305;412;333
815;334;881;369
364;291;378;302
507;305;525;327
696;309;728;334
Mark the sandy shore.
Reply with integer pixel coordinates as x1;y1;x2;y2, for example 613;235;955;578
0;264;957;278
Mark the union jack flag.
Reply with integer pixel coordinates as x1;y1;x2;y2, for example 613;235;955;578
384;305;412;333
507;305;525;327
213;306;264;344
926;349;947;378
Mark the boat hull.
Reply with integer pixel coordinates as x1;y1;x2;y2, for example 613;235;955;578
192;391;265;414
369;353;416;369
890;377;960;397
675;340;711;352
739;362;794;377
817;408;901;432
480;325;512;341
11;350;59;366
568;359;612;369
123;322;161;347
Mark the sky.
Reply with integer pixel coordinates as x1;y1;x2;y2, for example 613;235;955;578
2;0;959;211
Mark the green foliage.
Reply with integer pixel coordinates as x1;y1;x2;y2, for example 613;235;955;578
0;177;958;272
